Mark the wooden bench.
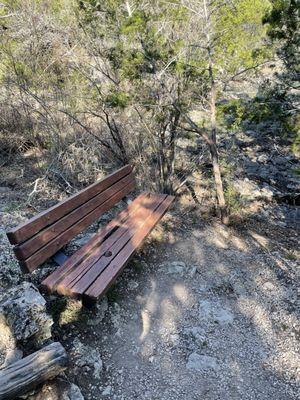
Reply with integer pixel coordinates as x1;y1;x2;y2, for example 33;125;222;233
6;165;174;306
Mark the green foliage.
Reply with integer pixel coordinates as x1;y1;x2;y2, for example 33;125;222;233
120;50;148;80
217;100;247;131
105;90;129;109
292;166;300;176
0;0;291;206
265;0;300;82
213;0;272;76
217;91;300;154
120;10;148;34
224;183;243;214
261;1;300;153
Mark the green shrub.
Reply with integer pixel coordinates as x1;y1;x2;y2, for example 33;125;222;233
217;99;247;131
224;183;243;214
105;90;129;109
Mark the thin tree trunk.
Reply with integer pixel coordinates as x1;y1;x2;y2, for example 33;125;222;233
204;0;228;224
208;141;228;224
166;107;180;194
208;81;229;224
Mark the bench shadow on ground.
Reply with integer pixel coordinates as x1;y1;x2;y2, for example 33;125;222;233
46;205;299;399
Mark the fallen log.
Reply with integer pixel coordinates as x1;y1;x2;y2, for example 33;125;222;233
0;342;68;400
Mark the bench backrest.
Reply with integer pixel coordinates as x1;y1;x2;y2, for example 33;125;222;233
6;165;135;272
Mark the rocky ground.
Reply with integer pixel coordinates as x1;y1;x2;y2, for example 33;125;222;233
0;127;299;400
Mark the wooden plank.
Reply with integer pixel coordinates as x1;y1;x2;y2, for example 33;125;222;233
21;180;135;272
57;194;167;296
0;342;68;400
83;195;174;304
41;193;151;291
6;165;132;245
14;173;134;260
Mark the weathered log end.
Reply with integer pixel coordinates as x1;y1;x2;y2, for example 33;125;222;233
0;342;68;400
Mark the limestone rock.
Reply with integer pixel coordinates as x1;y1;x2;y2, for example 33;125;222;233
184;327;207;345
71;338;103;379
0;321;16;367
160;261;197;277
29;379;84;400
87;296;108;326
233;178;275;201
102;386;112;396
0;282;53;346
165;261;186;275
186;353;219;372
199;300;234;325
0;216;22;291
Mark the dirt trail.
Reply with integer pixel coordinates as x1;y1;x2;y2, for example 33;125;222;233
50;210;299;400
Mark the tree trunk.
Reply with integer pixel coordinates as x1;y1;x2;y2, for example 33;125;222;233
208;65;229;224
166;107;180;194
208;140;228;224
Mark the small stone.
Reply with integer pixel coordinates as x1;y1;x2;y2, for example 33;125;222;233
186;353;218;372
199;300;234;325
102;386;112;396
170;334;180;345
162;261;186;276
64;383;85;400
127;280;139;290
262;281;276;292
185;327;206;343
233;178;275;201
0;187;12;194
73;233;95;248
257;154;269;163
189;265;197;277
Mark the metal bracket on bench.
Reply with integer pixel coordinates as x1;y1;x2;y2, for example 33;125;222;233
52;250;69;266
122;196;133;206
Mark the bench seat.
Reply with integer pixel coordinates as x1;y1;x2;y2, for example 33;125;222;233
41;192;174;305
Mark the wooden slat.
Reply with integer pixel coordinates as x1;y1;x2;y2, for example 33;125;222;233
41;193;151;292
57;194;167;296
0;342;68;400
14;173;134;260
83;195;174;303
6;165;132;245
21;180;135;272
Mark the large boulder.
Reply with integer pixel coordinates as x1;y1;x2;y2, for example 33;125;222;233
0;282;53;347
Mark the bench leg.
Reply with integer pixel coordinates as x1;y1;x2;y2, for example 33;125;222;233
81;295;98;309
52;250;69;266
